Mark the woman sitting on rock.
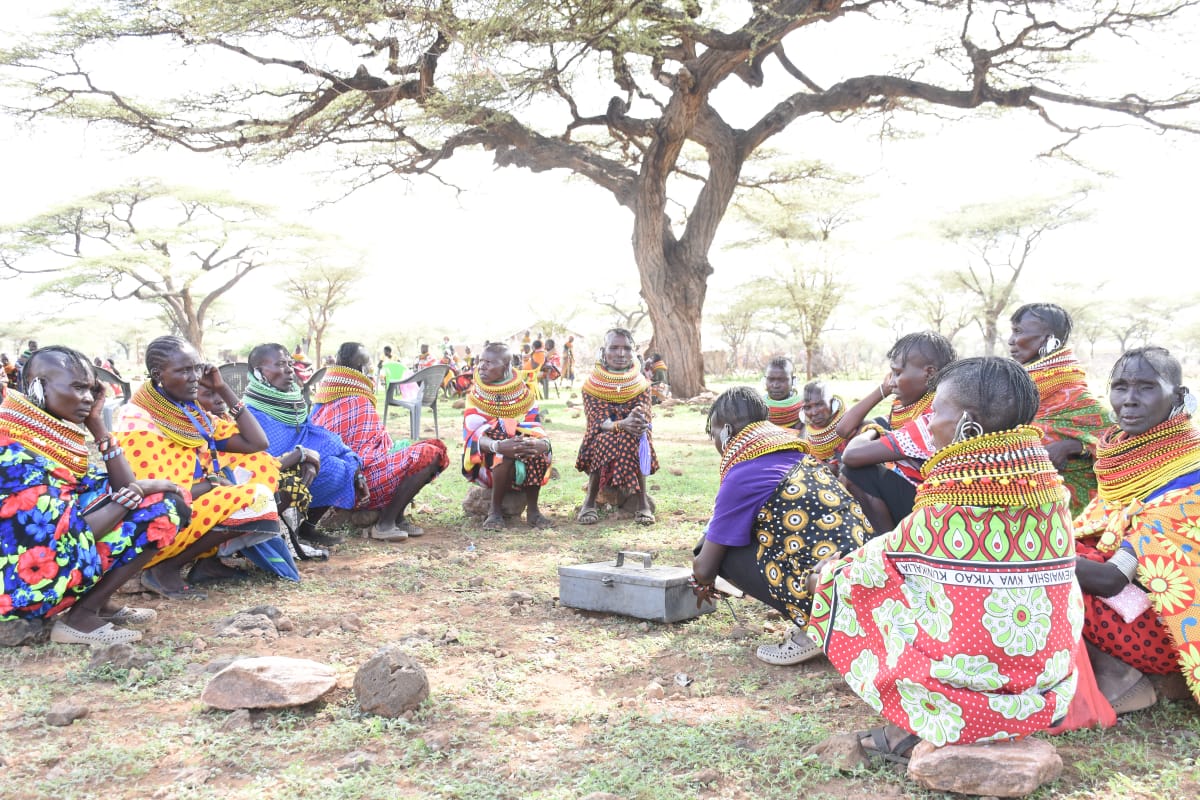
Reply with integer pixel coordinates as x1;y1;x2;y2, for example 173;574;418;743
808;357;1082;759
462;342;552;531
691;386;873;665
1;346;188;645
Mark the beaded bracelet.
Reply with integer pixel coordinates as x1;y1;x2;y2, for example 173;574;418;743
111;486;143;510
96;435;117;454
100;446;124;462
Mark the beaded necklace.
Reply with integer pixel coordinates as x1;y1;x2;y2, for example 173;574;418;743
311;366;376;407
130;380;211;449
468;372;535;418
718;420;807;483
0;391;90;477
582;364;650;404
916;426;1065;509
243;374;308;426
1093;413;1200;504
1025;347;1088;403
805;396;847;461
890;391;933;429
764;392;803;428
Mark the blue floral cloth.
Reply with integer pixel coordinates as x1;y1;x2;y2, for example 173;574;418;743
1;436;184;620
245;409;361;509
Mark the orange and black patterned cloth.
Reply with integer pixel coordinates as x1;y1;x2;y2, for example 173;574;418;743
576;365;657;491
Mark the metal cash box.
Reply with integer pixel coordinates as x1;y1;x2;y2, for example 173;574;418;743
557;550;715;622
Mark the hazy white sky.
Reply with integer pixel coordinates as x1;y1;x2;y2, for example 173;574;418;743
2;2;1198;363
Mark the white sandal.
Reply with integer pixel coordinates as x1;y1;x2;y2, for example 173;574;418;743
50;621;142;646
755;626;823;666
102;606;157;626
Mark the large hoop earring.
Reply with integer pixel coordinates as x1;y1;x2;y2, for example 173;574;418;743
953;412;983;443
27;377;46;408
1038;336;1061;358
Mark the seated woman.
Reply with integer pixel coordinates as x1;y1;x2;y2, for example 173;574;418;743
800;380;849;469
116;336;286;598
763;356;803;430
576;329;658;525
691;387;873;665
463;342;553;530
808;357;1081;758
644;352;670;404
839;331;957;534
311;342;448;541
2;347;187;645
1074;346;1200;711
244;343;365;549
1009;303;1111;515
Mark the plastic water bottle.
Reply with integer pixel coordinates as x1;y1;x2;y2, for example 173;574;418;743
466;542;476;553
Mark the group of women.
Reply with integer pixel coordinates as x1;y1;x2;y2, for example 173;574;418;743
4;304;1199;769
693;301;1199;762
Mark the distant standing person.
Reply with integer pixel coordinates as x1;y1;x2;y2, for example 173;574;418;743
575;329;658;525
562;336;576;386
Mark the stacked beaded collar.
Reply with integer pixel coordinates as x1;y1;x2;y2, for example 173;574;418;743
582;364;650;404
890;391;934;429
916;425;1065;509
805;396;847;461
1093;413;1200;504
1025;347;1088;401
244;374;307;426
468;372;534;418
719;420;808;483
764;393;803;428
131;380;212;449
311;366;376;406
0;391;90;477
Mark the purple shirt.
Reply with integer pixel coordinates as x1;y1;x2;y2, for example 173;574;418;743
705;450;805;547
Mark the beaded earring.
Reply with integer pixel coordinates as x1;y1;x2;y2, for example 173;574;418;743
27;377;46;408
1038;336;1061;357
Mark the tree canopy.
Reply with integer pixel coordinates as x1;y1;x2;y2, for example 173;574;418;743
4;1;1199;393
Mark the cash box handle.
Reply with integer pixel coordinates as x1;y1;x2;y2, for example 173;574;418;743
614;550;653;568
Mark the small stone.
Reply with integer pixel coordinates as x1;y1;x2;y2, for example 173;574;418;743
220;708;252;731
907;737;1063;797
637;622;650;633
0;618;47;648
201;656;337;710
649;484;661;491
242;605;282;620
192;638;207;651
336;751;377;772
689;768;720;785
441;629;459;643
215;613;279;640
645;681;666;700
88;642;136;669
669;468;683;476
45;703;88;727
523;730;541;742
144;664;165;681
728;626;754;640
469;576;485;587
508;591;534;604
424;731;451;751
806;733;869;771
338;615;363;632
353;645;430;718
509;604;522;615
274;617;295;633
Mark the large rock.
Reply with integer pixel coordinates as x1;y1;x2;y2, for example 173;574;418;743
907;737;1062;797
201;656;337;710
353;645;429;718
461;485;527;518
0;617;46;647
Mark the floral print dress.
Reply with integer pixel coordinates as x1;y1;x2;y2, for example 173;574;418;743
1;435;184;620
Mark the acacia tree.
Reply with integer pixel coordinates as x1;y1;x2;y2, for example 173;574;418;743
4;2;1198;394
901;272;977;348
713;293;764;372
283;261;363;364
752;266;845;378
0;181;320;350
940;192;1089;355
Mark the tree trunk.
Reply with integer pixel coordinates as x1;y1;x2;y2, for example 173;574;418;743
637;249;708;398
982;316;998;356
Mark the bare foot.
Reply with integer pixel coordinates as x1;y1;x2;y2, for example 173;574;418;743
482;513;506;531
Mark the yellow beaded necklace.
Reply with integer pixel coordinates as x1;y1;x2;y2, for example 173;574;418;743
582;364;650;404
468;372;535;418
890;391;933;429
1093;413;1200;504
917;425;1066;509
0;391;90;477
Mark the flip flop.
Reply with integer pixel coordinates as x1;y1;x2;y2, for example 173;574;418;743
100;606;158;627
140;570;208;601
576;507;599;525
857;725;921;766
527;512;554;529
50;620;142;646
482;514;506;531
